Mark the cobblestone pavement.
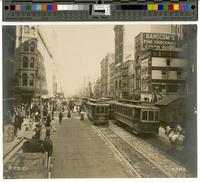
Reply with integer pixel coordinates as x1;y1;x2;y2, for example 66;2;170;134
110;122;195;177
50;113;137;178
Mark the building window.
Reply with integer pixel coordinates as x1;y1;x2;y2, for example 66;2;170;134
30;41;36;52
29;74;34;86
22;73;28;86
191;64;195;73
23;41;29;52
30;57;34;68
23;57;28;68
177;71;182;79
162;71;168;79
31;27;35;34
166;59;171;66
24;26;30;34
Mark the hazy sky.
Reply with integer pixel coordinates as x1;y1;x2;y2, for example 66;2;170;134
39;25;115;96
39;25;171;96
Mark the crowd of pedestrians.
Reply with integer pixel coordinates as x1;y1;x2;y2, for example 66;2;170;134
4;98;87;143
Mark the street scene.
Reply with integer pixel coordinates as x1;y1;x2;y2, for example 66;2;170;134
2;25;197;178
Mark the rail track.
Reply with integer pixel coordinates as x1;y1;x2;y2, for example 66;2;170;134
108;122;195;177
94;125;172;178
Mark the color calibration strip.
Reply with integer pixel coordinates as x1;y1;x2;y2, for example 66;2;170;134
6;4;193;12
7;4;89;11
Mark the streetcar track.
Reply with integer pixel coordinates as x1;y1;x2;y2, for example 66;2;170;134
112;118;190;166
94;125;171;178
111;121;188;170
109;122;194;177
92;125;141;178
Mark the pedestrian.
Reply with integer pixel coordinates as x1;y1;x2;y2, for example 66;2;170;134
45;113;51;128
18;114;24;131
59;111;63;125
7;122;15;142
67;109;71;118
14;113;19;137
52;109;54;118
80;110;84;120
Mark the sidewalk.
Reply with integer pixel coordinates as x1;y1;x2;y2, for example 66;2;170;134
3;118;34;158
51;113;133;178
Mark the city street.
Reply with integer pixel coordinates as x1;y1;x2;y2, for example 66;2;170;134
50;112;134;178
3;25;197;178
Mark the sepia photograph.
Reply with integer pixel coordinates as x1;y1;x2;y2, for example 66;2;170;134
2;24;197;178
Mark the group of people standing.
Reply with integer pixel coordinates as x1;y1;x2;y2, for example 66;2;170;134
5;104;29;142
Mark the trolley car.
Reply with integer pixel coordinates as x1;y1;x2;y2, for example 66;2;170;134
113;102;160;135
87;99;110;125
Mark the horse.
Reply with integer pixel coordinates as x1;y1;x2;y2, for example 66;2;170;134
165;125;185;151
22;133;44;153
43;129;53;159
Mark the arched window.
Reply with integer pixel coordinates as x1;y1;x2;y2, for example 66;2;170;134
23;41;29;52
22;73;28;86
30;57;34;68
31;27;35;34
29;74;34;86
30;41;36;52
24;26;30;34
23;57;28;68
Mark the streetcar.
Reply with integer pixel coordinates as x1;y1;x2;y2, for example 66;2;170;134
113;102;160;135
86;99;110;125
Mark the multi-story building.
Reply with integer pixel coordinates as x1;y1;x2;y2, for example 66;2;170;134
100;53;114;98
135;32;186;102
121;60;131;99
93;78;101;98
3;26;16;113
109;62;115;98
14;25;48;105
113;25;152;99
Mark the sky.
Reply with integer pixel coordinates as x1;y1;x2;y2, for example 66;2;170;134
39;25;115;96
39;25;171;96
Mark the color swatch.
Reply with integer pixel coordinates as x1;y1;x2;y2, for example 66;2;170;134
7;4;192;12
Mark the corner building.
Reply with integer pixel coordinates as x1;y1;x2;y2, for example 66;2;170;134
14;25;47;105
135;32;187;102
